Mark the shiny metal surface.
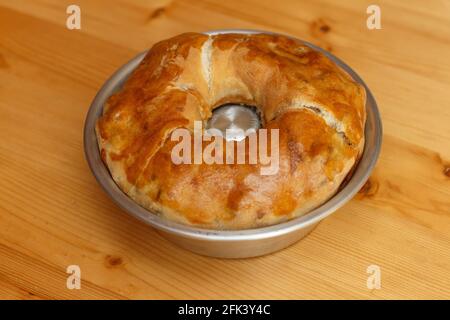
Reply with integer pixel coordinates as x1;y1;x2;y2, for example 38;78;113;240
83;29;382;258
206;104;261;141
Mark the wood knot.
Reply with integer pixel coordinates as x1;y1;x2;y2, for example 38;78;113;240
149;7;166;20
310;18;332;35
309;18;333;52
444;165;450;178
105;255;123;268
320;24;331;33
358;178;379;197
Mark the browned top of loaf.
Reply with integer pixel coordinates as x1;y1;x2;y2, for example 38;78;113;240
96;32;366;229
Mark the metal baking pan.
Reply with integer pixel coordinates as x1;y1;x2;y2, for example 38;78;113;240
83;29;382;258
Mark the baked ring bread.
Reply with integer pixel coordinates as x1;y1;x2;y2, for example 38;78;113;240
96;32;366;230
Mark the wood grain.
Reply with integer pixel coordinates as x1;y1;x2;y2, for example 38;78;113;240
0;0;449;299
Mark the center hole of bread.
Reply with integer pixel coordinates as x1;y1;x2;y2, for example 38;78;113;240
206;104;261;141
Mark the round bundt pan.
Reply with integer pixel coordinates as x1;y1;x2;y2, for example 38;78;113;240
84;29;382;258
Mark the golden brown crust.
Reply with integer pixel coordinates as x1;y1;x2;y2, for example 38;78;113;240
96;32;366;230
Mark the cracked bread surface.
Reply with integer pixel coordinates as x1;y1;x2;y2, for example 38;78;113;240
96;32;366;229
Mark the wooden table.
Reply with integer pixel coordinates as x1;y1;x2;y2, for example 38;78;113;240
0;0;449;300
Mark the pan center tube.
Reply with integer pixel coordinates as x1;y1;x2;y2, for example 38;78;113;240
206;104;261;141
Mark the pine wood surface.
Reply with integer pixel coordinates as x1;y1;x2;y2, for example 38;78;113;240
0;0;449;299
